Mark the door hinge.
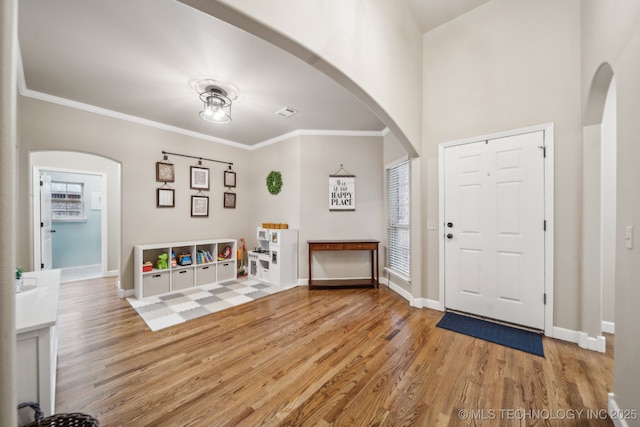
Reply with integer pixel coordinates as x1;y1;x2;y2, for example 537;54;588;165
544;293;547;305
543;220;547;231
41;263;44;269
539;146;546;158
40;222;44;227
40;180;43;186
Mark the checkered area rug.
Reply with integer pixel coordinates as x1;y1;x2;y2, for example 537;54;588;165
127;279;280;331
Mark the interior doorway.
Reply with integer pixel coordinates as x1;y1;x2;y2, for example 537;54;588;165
583;65;617;342
600;77;617;334
34;168;106;281
581;64;617;351
31;151;121;284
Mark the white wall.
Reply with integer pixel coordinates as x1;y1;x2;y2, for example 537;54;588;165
421;0;582;331
600;78;616;324
17;96;385;291
0;0;18;424
246;137;302;243
581;1;640;422
581;123;602;337
299;135;383;281
18;96;254;290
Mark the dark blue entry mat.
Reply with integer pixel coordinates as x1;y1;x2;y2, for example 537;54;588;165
436;312;544;357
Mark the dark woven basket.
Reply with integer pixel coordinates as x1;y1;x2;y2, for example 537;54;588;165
18;402;100;427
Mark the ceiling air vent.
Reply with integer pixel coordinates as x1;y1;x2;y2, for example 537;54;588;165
275;106;298;118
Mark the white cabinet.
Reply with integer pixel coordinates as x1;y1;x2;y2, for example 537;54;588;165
16;270;60;425
134;239;236;299
249;228;298;288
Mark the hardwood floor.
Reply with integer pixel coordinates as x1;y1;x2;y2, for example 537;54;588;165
54;277;614;426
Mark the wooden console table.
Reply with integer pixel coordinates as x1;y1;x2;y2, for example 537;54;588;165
307;239;379;288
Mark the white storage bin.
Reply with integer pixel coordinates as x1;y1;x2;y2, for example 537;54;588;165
172;268;194;290
196;265;216;286
218;261;236;282
143;271;170;296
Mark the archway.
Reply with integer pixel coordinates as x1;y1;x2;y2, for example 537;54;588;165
30;151;122;284
581;63;616;351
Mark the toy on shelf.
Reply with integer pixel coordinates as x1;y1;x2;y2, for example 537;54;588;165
142;261;153;272
196;250;214;264
177;253;193;266
171;251;177;268
218;245;232;261
157;253;168;270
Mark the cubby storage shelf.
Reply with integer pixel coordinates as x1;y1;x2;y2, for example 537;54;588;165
134;238;237;299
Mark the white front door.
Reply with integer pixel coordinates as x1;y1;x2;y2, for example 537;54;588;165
40;174;53;270
443;131;545;329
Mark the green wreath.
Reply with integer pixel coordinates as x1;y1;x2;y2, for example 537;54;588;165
266;171;283;195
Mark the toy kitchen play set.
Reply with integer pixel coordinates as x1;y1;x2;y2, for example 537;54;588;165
248;226;298;288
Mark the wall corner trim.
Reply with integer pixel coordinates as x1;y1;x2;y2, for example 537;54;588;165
608;393;630;427
383;276;444;311
118;288;135;299
602;320;615;334
552;326;606;353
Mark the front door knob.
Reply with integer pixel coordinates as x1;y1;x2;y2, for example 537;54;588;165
446;233;453;239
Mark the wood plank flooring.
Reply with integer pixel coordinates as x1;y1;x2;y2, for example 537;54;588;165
54;277;614;426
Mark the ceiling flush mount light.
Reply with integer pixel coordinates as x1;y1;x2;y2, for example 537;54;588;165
199;86;232;124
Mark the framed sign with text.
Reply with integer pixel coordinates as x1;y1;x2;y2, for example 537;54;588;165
329;175;355;211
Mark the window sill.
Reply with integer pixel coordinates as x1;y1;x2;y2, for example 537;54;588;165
384;267;411;283
52;218;87;223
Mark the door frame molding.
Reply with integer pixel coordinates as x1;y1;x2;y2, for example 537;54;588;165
438;123;554;336
32;166;108;276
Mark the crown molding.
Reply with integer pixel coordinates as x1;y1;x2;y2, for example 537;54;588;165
247;128;386;150
17;53;386;150
19;85;387;150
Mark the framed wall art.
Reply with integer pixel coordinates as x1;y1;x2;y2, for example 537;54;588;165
156;188;175;208
156;162;175;182
191;195;209;217
223;192;236;209
329;175;356;211
224;170;236;188
190;166;210;190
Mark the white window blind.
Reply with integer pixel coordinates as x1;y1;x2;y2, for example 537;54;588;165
51;181;85;220
387;160;410;277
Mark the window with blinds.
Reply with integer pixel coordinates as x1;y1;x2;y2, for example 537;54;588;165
51;181;85;220
386;160;410;277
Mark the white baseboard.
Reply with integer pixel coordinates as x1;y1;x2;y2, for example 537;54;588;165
118;288;135;298
410;297;444;311
383;279;443;311
579;332;606;353
106;269;119;277
602;320;615;334
552;327;606;353
608;393;630;427
387;280;412;301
